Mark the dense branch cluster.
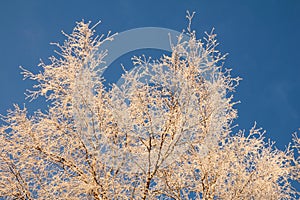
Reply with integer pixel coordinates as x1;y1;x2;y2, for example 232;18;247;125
0;19;299;199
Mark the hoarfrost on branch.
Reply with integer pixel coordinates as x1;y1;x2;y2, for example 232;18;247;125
0;18;299;199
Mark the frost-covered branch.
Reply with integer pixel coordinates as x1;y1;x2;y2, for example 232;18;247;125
0;17;298;199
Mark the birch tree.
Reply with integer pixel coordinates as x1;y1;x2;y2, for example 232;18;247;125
0;17;299;199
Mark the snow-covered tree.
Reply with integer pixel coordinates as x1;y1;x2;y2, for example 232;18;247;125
0;16;299;199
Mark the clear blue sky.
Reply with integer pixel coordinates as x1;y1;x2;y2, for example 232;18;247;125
0;0;299;163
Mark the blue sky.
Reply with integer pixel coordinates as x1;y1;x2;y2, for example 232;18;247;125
0;0;299;163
